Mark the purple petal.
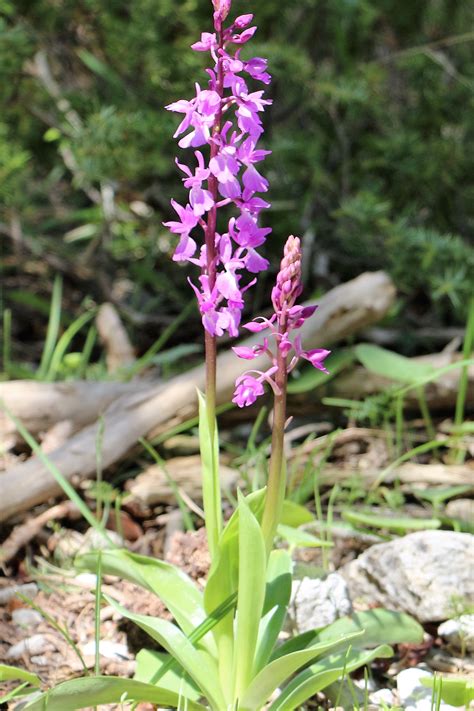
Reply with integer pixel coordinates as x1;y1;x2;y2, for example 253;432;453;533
232;346;259;360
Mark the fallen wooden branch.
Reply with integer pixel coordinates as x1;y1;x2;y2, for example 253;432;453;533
0;271;395;521
0;501;78;567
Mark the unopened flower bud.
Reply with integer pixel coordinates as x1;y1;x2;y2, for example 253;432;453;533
272;235;302;312
212;0;231;22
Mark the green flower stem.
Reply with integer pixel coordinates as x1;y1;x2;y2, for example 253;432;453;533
200;24;224;555
261;342;288;554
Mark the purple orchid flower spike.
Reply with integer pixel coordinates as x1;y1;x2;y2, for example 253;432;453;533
164;0;272;340
232;235;331;407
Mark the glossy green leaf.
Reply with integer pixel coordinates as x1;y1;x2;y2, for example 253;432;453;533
21;675;207;711
411;484;473;505
104;595;225;709
355;343;435;384
281;500;315;527
240;631;363;710
254;549;292;674
421;675;474;706
134;649;201;700
232;493;267;698
287;349;355;393
268;644;393;710
273;609;423;660
342;509;441;532
198;389;222;560
76;549;207;640
278;524;333;548
0;664;40;686
204;489;265;700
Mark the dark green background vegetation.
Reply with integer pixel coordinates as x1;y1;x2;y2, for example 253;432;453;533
1;0;473;365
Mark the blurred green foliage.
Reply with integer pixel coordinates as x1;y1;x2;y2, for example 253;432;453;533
1;0;473;359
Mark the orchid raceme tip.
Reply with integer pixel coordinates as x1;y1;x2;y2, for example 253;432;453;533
232;235;331;408
164;1;272;339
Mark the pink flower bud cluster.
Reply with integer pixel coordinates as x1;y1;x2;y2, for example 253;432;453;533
164;2;272;338
232;236;331;408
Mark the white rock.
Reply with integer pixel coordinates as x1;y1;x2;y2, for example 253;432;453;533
7;634;53;659
342;531;474;621
369;688;394;706
12;608;43;628
438;614;474;653
288;573;352;633
74;573;98;589
80;640;130;660
397;668;464;711
0;583;38;605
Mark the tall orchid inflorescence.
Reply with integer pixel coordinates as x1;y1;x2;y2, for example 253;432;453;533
165;0;272;341
232;235;331;408
231;235;331;549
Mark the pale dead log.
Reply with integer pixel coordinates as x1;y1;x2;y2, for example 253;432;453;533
96;303;135;373
126;454;238;505
0;271;395;521
0;380;143;440
0;501;78;567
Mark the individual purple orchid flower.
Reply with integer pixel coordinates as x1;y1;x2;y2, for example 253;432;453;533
164;1;272;340
232;235;330;407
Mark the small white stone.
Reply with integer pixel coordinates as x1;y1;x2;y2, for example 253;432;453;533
80;640;130;660
369;687;394;705
74;573;98;589
0;583;38;605
438;615;474;653
12;608;43;628
7;634;53;659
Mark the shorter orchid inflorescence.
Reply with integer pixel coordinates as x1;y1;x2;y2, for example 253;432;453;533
164;3;272;339
232;235;331;408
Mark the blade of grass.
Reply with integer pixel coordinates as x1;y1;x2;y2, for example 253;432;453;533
94;552;102;678
18;594;88;674
46;308;97;380
370;438;453;490
2;308;11;375
78;324;97;378
37;274;62;380
96;415;105;522
453;296;474;463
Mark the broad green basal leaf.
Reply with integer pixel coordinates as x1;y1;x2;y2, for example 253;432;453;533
135;649;201;700
421;675;474;706
342;509;441;533
20;675;207;711
0;664;40;686
232;493;267;699
280;500;315;527
268;644;393;711
76;549;207;639
240;631;364;711
355;343;435;384
253;549;292;674
104;594;225;709
273;609;423;659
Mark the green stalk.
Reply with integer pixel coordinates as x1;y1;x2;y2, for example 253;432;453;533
261;341;288;554
453;296;474;463
200;19;225;560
